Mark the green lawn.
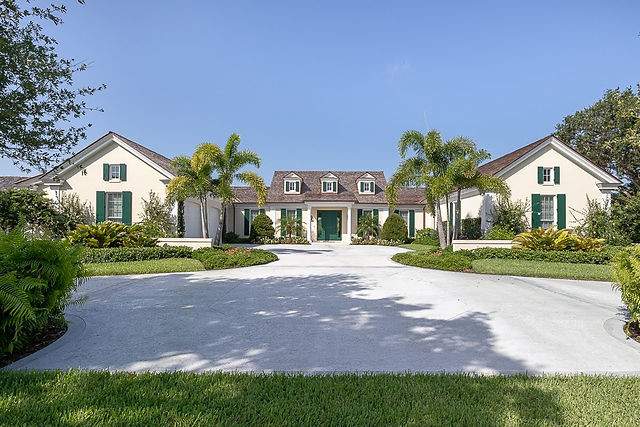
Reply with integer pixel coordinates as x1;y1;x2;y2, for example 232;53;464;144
399;243;438;252
0;371;638;425
471;259;612;281
85;258;205;276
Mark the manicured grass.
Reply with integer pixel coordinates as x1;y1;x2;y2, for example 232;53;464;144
471;259;612;281
399;243;438;252
0;371;639;425
85;258;205;276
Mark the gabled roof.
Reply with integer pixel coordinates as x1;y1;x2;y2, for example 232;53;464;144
232;186;264;203
283;172;301;179
479;134;622;185
357;172;376;181
0;176;31;189
35;131;175;183
320;172;338;180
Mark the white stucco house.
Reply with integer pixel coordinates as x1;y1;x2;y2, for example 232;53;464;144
0;132;623;241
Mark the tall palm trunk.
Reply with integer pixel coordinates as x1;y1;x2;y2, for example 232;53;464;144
215;203;227;246
454;188;462;240
200;196;209;238
435;203;447;249
445;194;451;246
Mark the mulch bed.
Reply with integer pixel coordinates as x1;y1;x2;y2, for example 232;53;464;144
624;321;640;344
0;322;67;368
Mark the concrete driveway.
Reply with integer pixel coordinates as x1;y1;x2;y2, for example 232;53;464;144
8;244;640;374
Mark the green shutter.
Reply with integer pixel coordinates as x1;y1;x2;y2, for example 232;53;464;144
557;194;566;229
120;164;127;181
122;191;132;225
554;166;560;184
103;164;110;181
96;191;106;223
243;209;250;235
373;209;379;226
531;194;541;229
537;167;544;184
296;208;302;237
281;208;287;236
357;209;362;223
409;210;415;238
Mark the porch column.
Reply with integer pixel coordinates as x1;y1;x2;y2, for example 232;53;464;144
306;206;312;242
346;206;352;242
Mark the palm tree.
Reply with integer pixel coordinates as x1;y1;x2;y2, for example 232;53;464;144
278;215;305;239
212;133;267;245
357;213;379;240
166;143;221;238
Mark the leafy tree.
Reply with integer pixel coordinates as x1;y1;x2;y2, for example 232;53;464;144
611;193;640;243
57;192;94;230
166;144;220;238
356;213;379;239
139;191;176;237
555;85;640;191
490;196;529;236
1;0;105;171
0;188;68;237
571;196;628;245
380;213;408;242
249;213;275;242
212;133;267;245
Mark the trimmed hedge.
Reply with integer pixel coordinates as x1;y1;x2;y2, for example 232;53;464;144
392;251;473;272
192;248;278;269
81;246;193;263
462;247;614;265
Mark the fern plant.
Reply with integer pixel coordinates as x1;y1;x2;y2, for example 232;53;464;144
613;247;640;327
67;222;157;248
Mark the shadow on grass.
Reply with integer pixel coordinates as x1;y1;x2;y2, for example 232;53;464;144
0;370;571;425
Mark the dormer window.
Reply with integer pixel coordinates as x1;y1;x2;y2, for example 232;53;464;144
359;181;374;194
284;179;300;194
322;180;337;193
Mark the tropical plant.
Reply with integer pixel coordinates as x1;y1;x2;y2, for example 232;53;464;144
460;217;482;240
67;222;157;248
572;196;628;245
380;213;408;242
356;213;379;239
139;191;176;237
414;228;439;246
249;213;275;242
612;247;640;328
0;230;85;354
513;228;604;251
166;143;220;238
57;192;94;230
490;196;529;235
483;225;516;240
0;188;68;237
278;216;304;239
211;133;267;245
611;193;640;243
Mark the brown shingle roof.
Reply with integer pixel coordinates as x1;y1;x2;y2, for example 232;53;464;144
396;187;426;204
0;176;31;189
111;132;175;174
478;134;552;176
232;186;263;203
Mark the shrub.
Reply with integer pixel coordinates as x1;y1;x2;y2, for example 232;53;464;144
0;188;69;237
81;246;193;263
393;250;472;272
613;247;640;327
357;214;380;239
490;197;529;235
259;236;309;244
57;192;94;230
139;191;176;238
0;230;84;354
513;228;604;251
193;247;278;269
250;213;275;242
381;213;408;242
350;237;403;246
414;228;439;246
460;217;482;240
573;196;628;245
464;247;614;265
483;226;516;240
611;193;640;243
223;232;251;244
67;222;157;248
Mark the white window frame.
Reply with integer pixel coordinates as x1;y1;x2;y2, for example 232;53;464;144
106;192;123;222
358;180;375;194
540;195;555;228
284;179;300;194
542;167;553;185
109;164;121;181
321;180;337;193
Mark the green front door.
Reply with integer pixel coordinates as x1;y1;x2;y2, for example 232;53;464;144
317;210;342;241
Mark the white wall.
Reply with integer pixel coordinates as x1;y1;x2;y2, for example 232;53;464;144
183;196;221;238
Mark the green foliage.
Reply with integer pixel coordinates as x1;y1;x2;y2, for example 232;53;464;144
414;228;439;246
611;193;640;243
249;213;275;242
67;222;157;248
81;246;193;263
472;259;611;282
85;258;204;276
460;217;482;240
572;196;628;245
555;85;640;190
490;197;529;235
259;236;309;244
0;1;104;170
278;216;304;239
613;247;640;325
513;228;604;251
139;191;176;238
192;248;277;269
483;226;516;240
381;213;408;242
393;250;473;272
464;247;614;265
57;193;94;230
356;214;380;239
0;230;84;354
351;237;404;246
0;189;68;237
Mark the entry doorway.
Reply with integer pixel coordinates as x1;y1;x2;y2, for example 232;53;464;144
317;210;341;241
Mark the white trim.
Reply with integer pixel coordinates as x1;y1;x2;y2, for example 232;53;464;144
321;178;338;193
284;179;301;194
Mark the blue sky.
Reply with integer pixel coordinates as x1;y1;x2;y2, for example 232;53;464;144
2;0;639;180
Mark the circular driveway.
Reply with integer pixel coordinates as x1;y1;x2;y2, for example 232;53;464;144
8;244;640;374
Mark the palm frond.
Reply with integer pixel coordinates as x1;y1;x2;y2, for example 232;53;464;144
237;171;267;206
225;133;241;160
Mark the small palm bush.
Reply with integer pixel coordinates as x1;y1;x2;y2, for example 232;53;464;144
381;213;408;242
414;228;439;246
0;230;85;354
357;214;379;239
250;213;275;242
67;222;157;248
613;247;640;328
513;228;604;251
